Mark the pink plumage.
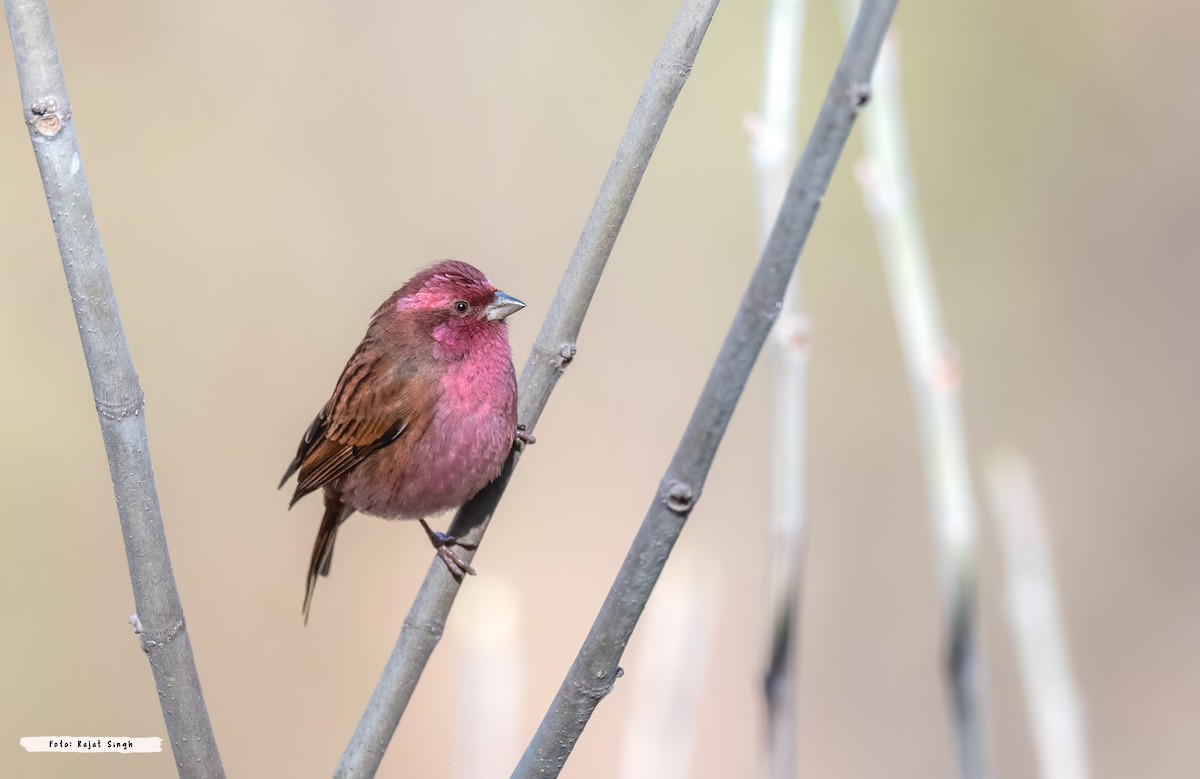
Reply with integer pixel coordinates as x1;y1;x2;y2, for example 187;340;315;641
280;260;525;622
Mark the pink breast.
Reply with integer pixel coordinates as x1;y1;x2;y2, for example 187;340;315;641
341;341;517;519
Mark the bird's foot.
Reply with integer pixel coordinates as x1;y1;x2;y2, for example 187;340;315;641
514;423;536;452
419;518;476;577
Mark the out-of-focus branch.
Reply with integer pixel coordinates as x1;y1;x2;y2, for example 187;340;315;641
512;2;898;776
836;9;991;776
3;2;224;777
745;0;809;776
334;2;721;777
986;451;1090;779
454;578;524;779
617;553;721;779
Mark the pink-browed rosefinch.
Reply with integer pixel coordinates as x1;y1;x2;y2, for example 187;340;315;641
280;260;528;622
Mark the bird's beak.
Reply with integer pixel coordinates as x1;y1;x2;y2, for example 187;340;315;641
485;290;526;321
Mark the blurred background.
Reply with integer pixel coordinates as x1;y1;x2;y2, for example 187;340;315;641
2;0;1197;777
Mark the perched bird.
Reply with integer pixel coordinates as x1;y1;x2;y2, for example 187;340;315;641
280;260;528;622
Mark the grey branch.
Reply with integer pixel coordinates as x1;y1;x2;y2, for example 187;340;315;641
333;2;721;777
3;2;224;777
511;1;898;776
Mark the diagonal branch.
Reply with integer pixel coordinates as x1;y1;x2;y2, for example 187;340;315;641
4;2;224;777
334;1;722;777
511;1;898;776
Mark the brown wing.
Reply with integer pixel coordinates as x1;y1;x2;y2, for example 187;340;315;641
280;339;434;507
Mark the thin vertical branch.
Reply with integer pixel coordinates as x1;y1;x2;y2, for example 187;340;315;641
512;2;898;775
746;0;810;776
986;451;1090;779
836;7;991;776
617;555;721;779
3;2;224;777
334;2;722;777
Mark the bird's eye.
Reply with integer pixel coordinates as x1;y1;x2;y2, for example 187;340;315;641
453;301;469;315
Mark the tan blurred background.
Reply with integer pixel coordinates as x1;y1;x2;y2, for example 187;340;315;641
2;0;1198;777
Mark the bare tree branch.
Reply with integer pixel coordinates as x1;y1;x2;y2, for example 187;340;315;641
746;0;810;776
3;2;224;777
512;2;898;776
334;2;721;776
837;13;992;775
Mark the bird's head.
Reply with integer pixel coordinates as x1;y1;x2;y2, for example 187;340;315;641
387;260;525;360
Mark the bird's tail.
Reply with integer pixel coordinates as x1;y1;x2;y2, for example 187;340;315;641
304;495;353;625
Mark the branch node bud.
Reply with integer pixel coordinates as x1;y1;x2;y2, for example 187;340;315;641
558;342;577;367
29;95;68;137
665;480;695;513
850;81;871;108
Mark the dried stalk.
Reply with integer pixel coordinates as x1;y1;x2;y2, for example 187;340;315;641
617;555;721;779
4;1;223;776
986;451;1090;779
512;1;898;775
454;579;524;779
747;0;810;776
837;8;991;775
